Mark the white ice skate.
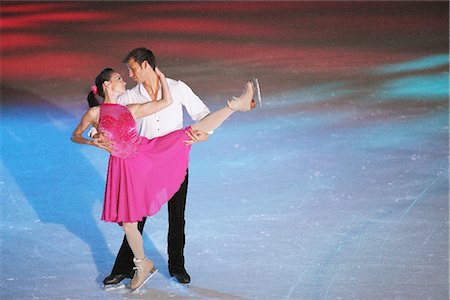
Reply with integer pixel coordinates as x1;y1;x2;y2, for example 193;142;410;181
129;257;158;293
227;79;261;111
252;77;262;107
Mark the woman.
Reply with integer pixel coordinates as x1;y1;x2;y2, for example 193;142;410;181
71;67;256;291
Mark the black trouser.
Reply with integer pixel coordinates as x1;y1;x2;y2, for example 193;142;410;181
109;171;189;276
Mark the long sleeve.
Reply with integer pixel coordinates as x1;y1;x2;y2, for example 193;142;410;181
177;80;211;122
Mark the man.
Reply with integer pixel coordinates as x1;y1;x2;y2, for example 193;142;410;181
101;47;210;285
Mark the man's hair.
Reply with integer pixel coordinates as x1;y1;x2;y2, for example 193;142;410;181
123;47;156;69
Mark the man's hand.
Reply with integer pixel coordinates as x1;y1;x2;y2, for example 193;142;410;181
87;126;98;138
184;128;209;145
91;132;113;152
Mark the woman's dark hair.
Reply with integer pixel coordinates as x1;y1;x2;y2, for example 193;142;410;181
123;47;156;70
86;68;115;107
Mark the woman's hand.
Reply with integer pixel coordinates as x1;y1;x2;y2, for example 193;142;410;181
130;66;174;119
154;66;165;80
91;132;113;152
155;67;173;106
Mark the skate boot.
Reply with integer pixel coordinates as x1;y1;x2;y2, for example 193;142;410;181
129;257;158;292
227;80;257;112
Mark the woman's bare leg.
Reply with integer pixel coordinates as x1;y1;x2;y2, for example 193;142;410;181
191;106;235;133
122;222;156;291
122;222;145;260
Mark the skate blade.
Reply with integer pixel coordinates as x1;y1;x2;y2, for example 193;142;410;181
130;267;158;294
103;283;127;291
251;77;262;107
170;277;190;287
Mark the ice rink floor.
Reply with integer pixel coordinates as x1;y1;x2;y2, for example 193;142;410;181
1;2;449;299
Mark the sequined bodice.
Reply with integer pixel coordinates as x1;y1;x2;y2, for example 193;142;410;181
98;104;142;158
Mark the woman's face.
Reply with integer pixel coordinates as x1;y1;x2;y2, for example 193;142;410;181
107;72;127;95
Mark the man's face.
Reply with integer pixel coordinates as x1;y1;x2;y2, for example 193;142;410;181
126;58;148;83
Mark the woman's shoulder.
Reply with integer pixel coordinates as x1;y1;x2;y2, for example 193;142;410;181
86;105;100;118
89;105;100;113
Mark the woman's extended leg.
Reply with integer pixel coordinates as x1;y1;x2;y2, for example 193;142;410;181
191;81;255;133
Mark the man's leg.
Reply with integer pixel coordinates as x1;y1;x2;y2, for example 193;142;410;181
167;171;190;284
103;217;147;285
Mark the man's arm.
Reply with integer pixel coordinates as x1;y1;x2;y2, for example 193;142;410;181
183;128;209;145
177;80;212;142
87;126;98;138
178;80;211;122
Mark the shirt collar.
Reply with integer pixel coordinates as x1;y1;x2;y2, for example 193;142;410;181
138;82;161;101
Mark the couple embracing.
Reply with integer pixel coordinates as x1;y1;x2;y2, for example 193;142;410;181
72;47;259;292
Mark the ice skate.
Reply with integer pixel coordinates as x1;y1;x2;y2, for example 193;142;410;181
227;80;257;112
251;77;262;107
129;257;158;293
102;271;134;290
103;281;127;291
169;267;191;284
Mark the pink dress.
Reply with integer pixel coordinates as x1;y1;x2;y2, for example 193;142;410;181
98;103;191;223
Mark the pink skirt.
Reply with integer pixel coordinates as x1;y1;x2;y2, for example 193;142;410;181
101;129;191;223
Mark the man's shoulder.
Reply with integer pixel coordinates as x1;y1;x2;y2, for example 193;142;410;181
167;77;181;87
167;78;192;89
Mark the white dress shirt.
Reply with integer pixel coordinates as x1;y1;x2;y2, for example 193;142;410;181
118;78;210;139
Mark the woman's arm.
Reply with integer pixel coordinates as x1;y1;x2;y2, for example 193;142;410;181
128;67;173;119
71;107;111;151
